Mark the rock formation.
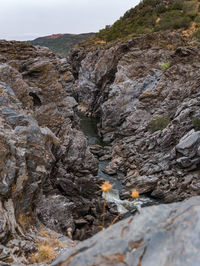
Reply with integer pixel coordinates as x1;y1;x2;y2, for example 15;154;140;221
69;31;200;203
52;196;200;266
0;19;200;266
0;40;116;264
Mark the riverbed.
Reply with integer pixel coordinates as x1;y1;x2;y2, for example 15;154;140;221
78;112;159;211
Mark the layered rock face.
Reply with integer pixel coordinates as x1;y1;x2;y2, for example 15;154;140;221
69;31;200;203
0;82;56;264
0;40;115;264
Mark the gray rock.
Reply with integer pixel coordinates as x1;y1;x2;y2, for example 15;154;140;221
126;175;158;193
0;82;56;263
52;196;200;266
176;130;200;156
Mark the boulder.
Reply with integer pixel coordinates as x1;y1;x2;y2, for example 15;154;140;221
52;196;200;266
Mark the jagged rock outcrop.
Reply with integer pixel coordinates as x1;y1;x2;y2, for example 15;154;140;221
69;31;200;203
0;82;56;264
38;125;118;241
0;40;75;133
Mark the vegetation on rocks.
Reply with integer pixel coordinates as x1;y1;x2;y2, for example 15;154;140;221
160;61;171;70
80;0;200;46
148;116;170;133
192;117;200;131
29;33;95;56
29;231;67;263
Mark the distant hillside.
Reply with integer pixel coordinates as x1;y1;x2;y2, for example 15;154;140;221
82;0;200;45
29;33;95;56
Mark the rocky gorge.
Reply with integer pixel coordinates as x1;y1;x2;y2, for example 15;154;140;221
69;30;200;203
0;28;200;265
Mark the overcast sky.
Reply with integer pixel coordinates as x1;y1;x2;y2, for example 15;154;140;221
0;0;140;41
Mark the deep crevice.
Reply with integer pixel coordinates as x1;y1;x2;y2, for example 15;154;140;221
29;92;42;107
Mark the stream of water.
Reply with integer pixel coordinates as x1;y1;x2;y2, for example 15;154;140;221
78;112;159;213
78;112;123;190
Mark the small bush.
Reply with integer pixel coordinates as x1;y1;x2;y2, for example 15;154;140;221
170;0;184;10
183;1;197;15
194;15;200;23
156;4;167;14
193;29;200;39
192;117;200;131
29;231;68;263
157;10;191;30
149;116;170;133
161;61;171;70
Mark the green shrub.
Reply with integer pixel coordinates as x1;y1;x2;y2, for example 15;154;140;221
170;0;184;10
193;29;200;39
156;4;167;14
192;117;200;131
161;61;171;70
157;10;191;30
183;1;197;15
149;116;170;133
194;15;200;22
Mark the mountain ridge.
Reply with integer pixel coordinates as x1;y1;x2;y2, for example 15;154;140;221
29;32;95;56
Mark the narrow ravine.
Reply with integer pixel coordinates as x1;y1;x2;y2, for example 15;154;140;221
78;111;123;189
78;111;160;212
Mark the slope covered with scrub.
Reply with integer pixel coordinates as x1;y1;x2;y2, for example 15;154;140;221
29;32;95;56
82;0;200;45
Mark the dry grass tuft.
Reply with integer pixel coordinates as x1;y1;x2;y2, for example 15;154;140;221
18;213;33;231
32;243;57;263
29;231;68;263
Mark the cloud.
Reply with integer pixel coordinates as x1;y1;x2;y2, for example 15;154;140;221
0;0;140;40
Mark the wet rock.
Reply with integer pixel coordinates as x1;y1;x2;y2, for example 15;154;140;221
89;144;105;157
